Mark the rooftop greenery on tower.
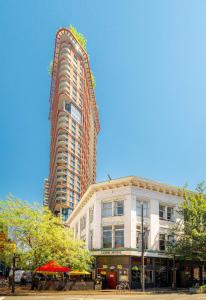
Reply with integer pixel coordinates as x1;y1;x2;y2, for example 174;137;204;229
69;25;87;51
48;25;96;89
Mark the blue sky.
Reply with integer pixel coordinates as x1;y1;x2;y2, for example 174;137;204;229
1;0;206;202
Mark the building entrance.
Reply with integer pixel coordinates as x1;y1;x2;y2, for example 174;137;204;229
107;271;117;289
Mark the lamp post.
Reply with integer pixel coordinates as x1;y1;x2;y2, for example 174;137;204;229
172;253;176;289
141;203;145;292
171;237;176;289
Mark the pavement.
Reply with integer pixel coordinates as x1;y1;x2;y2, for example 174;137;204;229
1;294;206;300
1;287;206;300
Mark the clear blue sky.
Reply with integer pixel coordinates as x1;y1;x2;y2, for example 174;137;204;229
1;0;206;202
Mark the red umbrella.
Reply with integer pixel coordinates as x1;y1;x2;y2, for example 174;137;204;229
35;260;70;273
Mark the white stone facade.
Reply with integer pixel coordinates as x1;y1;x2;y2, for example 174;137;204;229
67;176;182;257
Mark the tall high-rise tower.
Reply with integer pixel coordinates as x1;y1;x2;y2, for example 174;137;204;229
47;27;100;221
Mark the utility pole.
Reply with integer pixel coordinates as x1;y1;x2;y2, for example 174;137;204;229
11;253;16;294
141;203;145;292
172;253;176;289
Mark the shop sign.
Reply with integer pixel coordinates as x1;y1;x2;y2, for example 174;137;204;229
102;265;108;269
101;250;122;255
119;275;128;281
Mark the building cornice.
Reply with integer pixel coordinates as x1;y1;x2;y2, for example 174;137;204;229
67;176;183;225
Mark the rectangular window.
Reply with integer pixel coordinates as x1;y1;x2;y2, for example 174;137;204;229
167;207;174;221
103;226;112;248
136;200;148;217
114;226;124;248
114;200;124;216
80;215;86;231
75;223;78;238
168;235;175;244
102;202;112;218
76;194;80;202
136;226;149;250
89;206;94;223
159;234;166;251
159;205;166;220
65;102;81;124
89;230;93;250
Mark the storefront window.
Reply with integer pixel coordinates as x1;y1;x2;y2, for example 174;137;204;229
114;225;124;248
103;226;112;248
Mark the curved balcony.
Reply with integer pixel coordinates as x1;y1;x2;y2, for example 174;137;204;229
56;196;67;204
57;138;68;146
59;80;70;89
60;61;71;70
59;67;70;78
56;174;67;180
58;132;68;138
59;86;70;95
60;52;71;61
60;47;71;54
57;155;68;163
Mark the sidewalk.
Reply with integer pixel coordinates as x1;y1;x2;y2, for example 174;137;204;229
0;286;189;297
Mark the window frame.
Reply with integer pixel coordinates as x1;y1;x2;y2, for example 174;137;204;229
102;202;112;218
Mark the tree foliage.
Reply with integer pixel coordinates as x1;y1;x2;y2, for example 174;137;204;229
168;183;206;261
0;196;92;271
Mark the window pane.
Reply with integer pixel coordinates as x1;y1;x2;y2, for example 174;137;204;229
136;226;149;250
167;207;174;221
143;202;148;217
103;226;112;248
159;205;165;220
102;202;112;217
114;201;124;216
159;234;165;251
136;200;141;216
136;201;148;217
115;226;124;248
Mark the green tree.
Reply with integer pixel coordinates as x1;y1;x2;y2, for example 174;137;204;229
0;195;92;270
168;183;206;261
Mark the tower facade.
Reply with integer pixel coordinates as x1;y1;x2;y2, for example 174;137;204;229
48;28;100;221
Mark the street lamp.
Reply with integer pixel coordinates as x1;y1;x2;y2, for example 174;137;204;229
170;237;176;289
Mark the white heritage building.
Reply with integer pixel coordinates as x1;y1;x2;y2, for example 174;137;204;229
67;176;189;289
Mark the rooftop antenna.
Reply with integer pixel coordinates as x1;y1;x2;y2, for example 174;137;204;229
107;174;112;181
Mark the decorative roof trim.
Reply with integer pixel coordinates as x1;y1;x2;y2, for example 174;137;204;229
67;176;183;225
